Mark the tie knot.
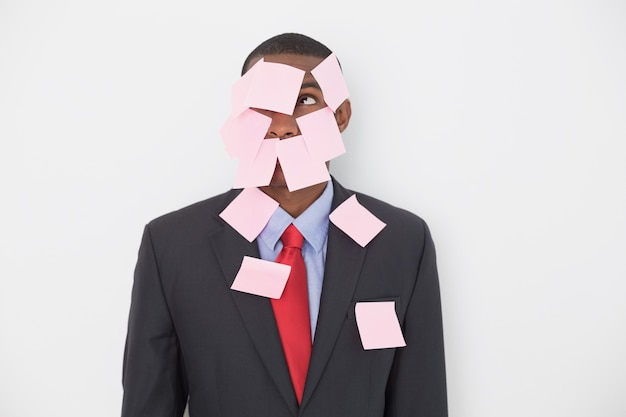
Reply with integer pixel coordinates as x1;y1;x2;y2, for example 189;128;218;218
281;224;304;249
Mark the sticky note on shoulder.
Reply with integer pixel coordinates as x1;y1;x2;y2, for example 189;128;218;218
329;195;386;247
219;188;279;242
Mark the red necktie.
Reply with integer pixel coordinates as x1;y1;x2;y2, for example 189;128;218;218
271;224;312;404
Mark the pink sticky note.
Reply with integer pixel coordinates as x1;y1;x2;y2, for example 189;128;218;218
276;136;330;192
233;139;279;189
355;301;406;350
236;61;304;115
311;53;350;112
231;256;291;299
231;58;264;116
219;188;279;242
329;195;386;247
220;113;239;157
220;109;271;160
298;107;346;162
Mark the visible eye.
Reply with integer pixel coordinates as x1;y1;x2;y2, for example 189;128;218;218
298;95;318;105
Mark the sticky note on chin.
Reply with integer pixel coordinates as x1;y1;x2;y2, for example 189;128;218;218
355;301;406;350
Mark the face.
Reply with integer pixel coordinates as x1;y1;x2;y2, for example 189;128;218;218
248;54;351;188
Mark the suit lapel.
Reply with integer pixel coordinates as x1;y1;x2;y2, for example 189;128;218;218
209;210;298;415
208;181;367;413
301;181;367;408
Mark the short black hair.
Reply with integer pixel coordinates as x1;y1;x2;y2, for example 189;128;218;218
241;33;333;75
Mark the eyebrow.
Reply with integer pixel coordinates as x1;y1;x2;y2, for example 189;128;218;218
301;81;322;90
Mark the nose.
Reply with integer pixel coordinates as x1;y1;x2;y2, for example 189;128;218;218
266;111;299;139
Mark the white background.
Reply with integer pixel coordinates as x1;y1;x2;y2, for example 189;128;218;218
1;0;625;416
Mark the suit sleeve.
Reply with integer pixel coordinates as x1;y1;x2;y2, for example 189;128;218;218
385;221;448;417
121;224;188;417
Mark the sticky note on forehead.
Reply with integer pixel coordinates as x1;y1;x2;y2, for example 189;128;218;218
231;59;305;116
311;53;349;112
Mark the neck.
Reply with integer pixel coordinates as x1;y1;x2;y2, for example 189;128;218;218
260;181;328;218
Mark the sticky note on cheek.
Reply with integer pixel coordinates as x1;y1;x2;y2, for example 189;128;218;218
355;301;406;350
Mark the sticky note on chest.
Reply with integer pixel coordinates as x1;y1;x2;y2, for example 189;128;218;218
355;301;406;350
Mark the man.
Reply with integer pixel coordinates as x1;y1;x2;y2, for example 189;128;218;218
122;33;447;417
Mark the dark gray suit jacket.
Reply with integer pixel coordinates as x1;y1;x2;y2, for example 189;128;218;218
122;179;447;417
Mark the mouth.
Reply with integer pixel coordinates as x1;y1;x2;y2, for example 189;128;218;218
268;161;286;187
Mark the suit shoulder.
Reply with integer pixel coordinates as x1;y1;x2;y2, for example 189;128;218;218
346;188;428;229
334;185;434;248
145;189;240;236
334;186;436;258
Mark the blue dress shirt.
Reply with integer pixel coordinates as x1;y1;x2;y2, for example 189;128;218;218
257;181;333;340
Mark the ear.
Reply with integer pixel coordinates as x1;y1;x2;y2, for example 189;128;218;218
334;99;352;133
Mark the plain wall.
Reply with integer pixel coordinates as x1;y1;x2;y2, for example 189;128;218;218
1;0;625;416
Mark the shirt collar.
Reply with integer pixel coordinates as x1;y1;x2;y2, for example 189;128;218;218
258;180;333;254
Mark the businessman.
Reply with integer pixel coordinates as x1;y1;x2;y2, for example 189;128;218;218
122;32;447;417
